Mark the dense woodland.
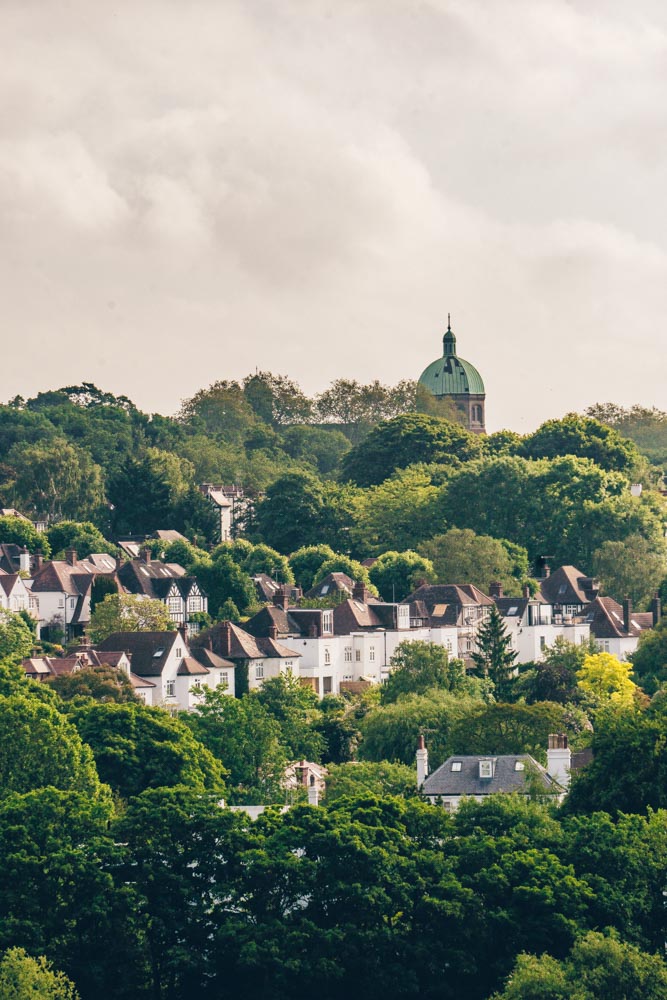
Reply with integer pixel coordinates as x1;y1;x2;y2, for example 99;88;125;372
4;377;667;996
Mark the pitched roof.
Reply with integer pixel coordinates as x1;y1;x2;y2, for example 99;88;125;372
583;596;653;639
402;584;494;626
192;621;300;661
177;656;210;676
189;647;235;671
421;754;560;796
96;631;181;676
539;566;599;607
117;559;199;600
304;572;355;600
31;561;104;596
333;598;384;633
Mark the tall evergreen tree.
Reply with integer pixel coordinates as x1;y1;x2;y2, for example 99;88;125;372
471;604;518;700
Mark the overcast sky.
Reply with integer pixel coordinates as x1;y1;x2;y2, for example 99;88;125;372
2;0;667;431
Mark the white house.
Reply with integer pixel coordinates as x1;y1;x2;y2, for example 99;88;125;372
96;630;235;709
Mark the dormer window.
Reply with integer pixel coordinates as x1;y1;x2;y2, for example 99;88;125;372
479;760;493;779
451;761;462;772
514;761;525;771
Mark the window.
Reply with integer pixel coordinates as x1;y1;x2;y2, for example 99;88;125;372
345;647;352;662
451;761;462;772
597;639;610;652
479;760;493;779
322;611;333;634
165;680;175;698
539;636;546;651
175;647;182;658
466;638;472;651
446;639;453;652
369;647;375;661
324;648;331;665
192;678;201;688
220;671;229;687
355;650;361;662
255;663;264;680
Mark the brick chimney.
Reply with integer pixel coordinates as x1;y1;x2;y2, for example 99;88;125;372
488;581;503;598
416;734;429;788
140;547;152;564
353;581;368;603
523;584;531;599
542;564;551;579
34;551;43;572
546;733;571;789
220;621;232;656
623;597;632;635
65;548;77;567
651;593;662;627
273;587;289;611
268;624;278;640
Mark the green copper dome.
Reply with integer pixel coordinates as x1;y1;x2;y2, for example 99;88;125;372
418;318;485;396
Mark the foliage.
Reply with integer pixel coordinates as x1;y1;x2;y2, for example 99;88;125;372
577;652;637;708
183;687;288;803
316;378;417;442
381;640;465;704
587;401;667;466
192;553;257;618
107;454;173;536
341;413;482;486
471;604;519;699
419;527;529;594
324;761;417;802
241;542;295;585
281;424;351;474
0;609;35;661
630;617;667;693
46;520;116;560
449;701;576;762
88;593;174;644
493;931;667;1000
514;637;597;705
592;533;667;608
288;544;336;590
170;483;221;546
47;665;139;704
369;550;436;602
253;471;358;554
350;467;442;554
68;701;227;801
0;515;50;556
0;695;103;799
0;947;80;999
311;554;377;594
520;413;646;478
255;673;324;761
5;438;105;522
564;699;667;814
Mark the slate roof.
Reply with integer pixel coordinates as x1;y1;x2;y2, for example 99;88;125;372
304;572;355;600
192;621;300;661
403;584;494;626
421;754;560;796
97;631;181;676
538;566;599;607
583;596;653;639
332;598;402;634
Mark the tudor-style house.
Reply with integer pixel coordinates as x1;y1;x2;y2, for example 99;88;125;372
117;549;207;635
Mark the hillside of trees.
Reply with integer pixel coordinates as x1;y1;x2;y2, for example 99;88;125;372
1;376;667;612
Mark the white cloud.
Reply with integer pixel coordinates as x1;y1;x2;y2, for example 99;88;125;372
1;0;667;429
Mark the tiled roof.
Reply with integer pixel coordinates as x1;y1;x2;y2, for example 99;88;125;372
422;754;559;796
97;631;180;676
193;622;300;661
403;584;494;626
583;596;653;639
177;657;209;676
539;566;598;607
304;572;355;600
189;647;235;670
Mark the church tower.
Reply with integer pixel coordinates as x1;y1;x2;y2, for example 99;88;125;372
417;316;486;433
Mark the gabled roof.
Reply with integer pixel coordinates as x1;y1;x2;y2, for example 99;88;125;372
153;530;188;542
96;631;181;676
189;647;235;671
304;572;355;600
333;599;384;633
193;621;300;661
0;573;21;597
177;657;209;676
422;754;560;796
403;584;494;626
539;566;598;607
583;596;653;639
117;559;200;601
31;560;109;596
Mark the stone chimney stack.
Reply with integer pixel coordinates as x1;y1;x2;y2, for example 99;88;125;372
273;587;289;611
353;581;368;603
623;597;632;635
651;593;662;627
65;548;77;567
546;733;571;789
416;734;429;788
488;581;503;598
